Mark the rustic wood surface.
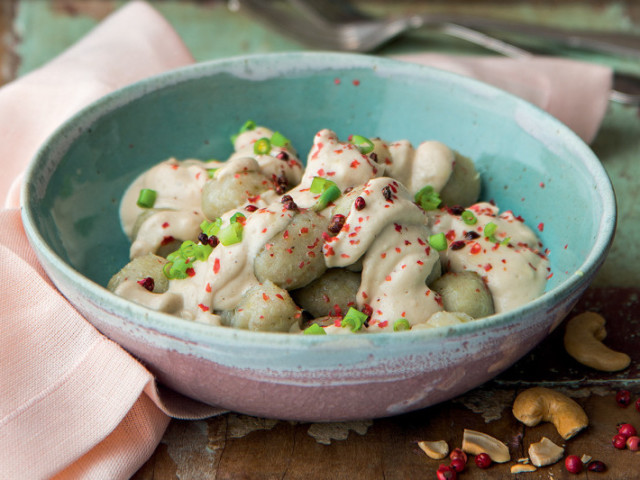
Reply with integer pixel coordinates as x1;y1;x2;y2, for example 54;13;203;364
130;287;640;479
3;1;640;478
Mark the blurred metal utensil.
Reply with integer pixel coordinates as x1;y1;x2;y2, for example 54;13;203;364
237;0;640;105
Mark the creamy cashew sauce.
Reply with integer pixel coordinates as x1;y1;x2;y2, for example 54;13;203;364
114;126;550;334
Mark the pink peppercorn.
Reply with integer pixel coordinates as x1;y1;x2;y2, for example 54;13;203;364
354;196;366;210
616;389;632;407
474;453;492;469
612;433;627;449
565;455;582;474
449;458;465;473
617;423;637;438
328;214;346;234
636;397;640;413
137;277;154;292
436;464;456;480
587;460;606;472
627;436;640;451
449;448;467;465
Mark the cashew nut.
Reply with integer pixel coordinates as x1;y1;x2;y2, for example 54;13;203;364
528;436;564;467
510;464;537;474
461;429;510;463
417;440;449;459
564;312;631;372
512;387;588;440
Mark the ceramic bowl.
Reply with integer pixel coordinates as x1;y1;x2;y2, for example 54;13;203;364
22;52;616;421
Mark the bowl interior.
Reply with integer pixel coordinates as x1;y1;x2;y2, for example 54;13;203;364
24;53;614;327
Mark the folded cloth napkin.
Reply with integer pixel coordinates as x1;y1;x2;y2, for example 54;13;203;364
393;53;612;145
0;1;613;479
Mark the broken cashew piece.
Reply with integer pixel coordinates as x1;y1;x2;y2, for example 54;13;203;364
511;464;537;474
564;312;631;372
417;440;449;459
512;387;588;440
528;436;564;467
461;429;510;463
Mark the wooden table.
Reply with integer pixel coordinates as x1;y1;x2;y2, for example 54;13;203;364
3;1;640;478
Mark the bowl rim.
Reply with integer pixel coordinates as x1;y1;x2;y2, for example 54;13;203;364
21;51;617;349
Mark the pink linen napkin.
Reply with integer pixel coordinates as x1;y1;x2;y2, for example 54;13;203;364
394;53;612;145
0;1;613;479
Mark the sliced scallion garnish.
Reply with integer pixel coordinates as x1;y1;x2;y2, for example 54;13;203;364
341;307;367;332
313;184;341;211
270;131;291;148
163;240;213;280
429;232;448;251
414;185;441;211
163;257;189;280
461;210;477;225
303;324;327;335
310;176;335;194
207;168;218;179
393;319;411;332
136;188;157;208
240;120;256;132
253;137;271;155
219;222;244;246
201;218;222;237
230;119;257;145
484;222;499;242
349;134;374;154
230;212;246;224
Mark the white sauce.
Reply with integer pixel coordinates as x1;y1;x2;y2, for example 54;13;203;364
115;127;550;333
428;203;550;313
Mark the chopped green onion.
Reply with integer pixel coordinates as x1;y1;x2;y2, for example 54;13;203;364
313;184;341;211
349;135;374;154
461;210;477;225
163;239;215;280
201;218;222;237
178;241;212;262
230;120;257;144
163;258;189;280
195;244;213;261
341;307;367;332
253;137;271;155
483;222;504;243
219;222;244;246
310;176;336;194
270;131;291;148
240;120;256;132
393;319;411;332
429;232;448;251
303;324;326;335
501;236;511;246
207;168;218;179
230;212;246;224
484;222;497;237
414;185;441;211
136;188;157;208
179;240;197;257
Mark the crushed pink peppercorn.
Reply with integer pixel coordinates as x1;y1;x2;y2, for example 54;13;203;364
137;277;154;292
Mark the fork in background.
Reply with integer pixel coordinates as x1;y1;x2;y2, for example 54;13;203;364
237;0;640;105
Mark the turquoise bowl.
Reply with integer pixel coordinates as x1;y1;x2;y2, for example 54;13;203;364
22;52;616;421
